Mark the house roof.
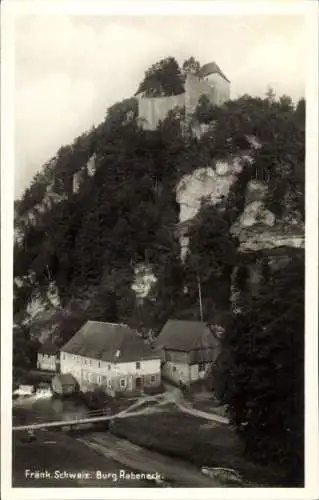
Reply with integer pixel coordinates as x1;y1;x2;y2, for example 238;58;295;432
38;341;59;355
61;321;160;363
151;344;166;362
56;373;78;387
156;319;219;352
199;62;230;83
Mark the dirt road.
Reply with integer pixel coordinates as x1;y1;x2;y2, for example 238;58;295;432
128;386;230;425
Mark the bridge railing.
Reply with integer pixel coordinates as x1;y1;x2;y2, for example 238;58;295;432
14;407;113;429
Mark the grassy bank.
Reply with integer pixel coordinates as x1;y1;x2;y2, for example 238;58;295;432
12;430;150;488
110;409;288;486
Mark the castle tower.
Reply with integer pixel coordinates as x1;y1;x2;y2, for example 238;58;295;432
198;61;230;105
185;61;230;117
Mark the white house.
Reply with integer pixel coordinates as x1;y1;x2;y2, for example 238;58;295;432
156;319;221;386
60;321;162;394
37;341;59;372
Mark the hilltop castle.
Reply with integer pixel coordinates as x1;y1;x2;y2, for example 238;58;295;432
136;61;230;130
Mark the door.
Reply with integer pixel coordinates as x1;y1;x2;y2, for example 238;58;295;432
135;377;143;390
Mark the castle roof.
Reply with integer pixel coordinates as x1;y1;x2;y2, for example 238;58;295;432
199;62;230;83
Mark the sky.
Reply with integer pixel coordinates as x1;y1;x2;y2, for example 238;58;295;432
14;12;307;197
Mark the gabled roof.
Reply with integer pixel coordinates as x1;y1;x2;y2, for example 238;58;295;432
157;319;219;352
61;321;160;363
199;62;230;83
56;373;78;387
38;341;59;355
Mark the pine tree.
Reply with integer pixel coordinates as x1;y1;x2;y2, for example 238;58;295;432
222;254;304;484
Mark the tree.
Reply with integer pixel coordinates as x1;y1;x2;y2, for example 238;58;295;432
222;255;304;484
265;86;276;103
185;205;239;315
295;97;305;125
181;56;201;77
278;94;294;112
135;57;184;97
194;94;221;124
13;324;40;370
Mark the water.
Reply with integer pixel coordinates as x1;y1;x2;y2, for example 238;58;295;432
13;393;90;426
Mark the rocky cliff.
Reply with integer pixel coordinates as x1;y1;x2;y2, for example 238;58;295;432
13;70;305;347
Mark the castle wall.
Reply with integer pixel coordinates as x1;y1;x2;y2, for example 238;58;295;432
137;93;185;130
137;72;230;131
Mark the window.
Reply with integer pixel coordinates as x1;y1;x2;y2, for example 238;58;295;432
107;379;112;388
151;375;156;383
89;359;92;366
120;378;126;388
199;362;206;372
97;375;101;384
108;364;111;371
136;362;140;369
172;366;176;372
62;353;66;360
98;361;101;368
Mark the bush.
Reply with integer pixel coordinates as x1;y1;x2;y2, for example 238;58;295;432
78;388;112;410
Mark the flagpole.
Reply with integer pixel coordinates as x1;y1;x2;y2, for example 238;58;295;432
197;272;204;322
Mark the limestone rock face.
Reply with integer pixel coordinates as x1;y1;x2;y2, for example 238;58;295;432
26;281;61;325
229;177;304;313
87;154;96;177
239;201;276;228
131;263;157;303
176;158;245;260
176;164;239;223
231;179;304;253
244;179;268;204
236;227;304;252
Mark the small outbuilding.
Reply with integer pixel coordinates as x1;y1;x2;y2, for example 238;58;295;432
51;373;79;396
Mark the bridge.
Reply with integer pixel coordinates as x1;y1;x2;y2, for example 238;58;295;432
12;395;162;432
13;391;229;432
12;408;119;432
